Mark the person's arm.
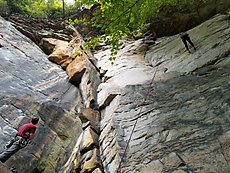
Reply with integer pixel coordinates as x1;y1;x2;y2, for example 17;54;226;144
29;133;36;141
28;126;36;141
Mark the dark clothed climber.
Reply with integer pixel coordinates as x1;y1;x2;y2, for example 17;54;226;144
0;33;4;48
179;32;196;53
0;117;39;163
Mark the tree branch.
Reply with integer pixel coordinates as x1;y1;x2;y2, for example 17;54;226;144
104;0;141;28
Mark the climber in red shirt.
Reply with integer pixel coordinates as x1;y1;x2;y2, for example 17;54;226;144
16;120;37;140
0;117;39;163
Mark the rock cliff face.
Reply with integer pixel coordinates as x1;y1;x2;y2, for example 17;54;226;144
96;13;230;172
149;0;230;37
0;11;230;173
0;16;82;173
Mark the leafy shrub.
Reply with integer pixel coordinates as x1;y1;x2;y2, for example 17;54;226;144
0;0;9;16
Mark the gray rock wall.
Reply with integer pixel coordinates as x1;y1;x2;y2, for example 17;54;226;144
0;16;82;173
95;13;230;173
150;0;230;36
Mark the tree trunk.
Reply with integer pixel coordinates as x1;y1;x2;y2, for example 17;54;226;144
62;0;65;18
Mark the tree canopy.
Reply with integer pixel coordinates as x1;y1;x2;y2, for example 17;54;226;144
78;0;203;61
0;0;82;19
0;0;205;61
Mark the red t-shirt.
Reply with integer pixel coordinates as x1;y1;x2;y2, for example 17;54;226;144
16;123;37;139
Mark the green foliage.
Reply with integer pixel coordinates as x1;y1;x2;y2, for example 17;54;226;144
78;0;205;62
24;1;47;18
0;0;8;15
83;36;100;50
2;0;82;19
1;0;206;62
46;0;63;19
82;0;203;36
65;2;82;17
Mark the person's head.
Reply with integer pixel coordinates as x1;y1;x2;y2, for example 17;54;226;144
31;117;39;125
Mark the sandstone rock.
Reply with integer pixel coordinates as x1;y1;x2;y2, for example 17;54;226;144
80;127;99;154
48;40;72;69
40;38;67;54
135;43;149;54
81;148;103;173
94;13;230;173
47;36;85;75
139;160;163;173
171;170;187;173
8;14;73;47
82;121;100;134
96;44;155;87
97;83;121;108
78;57;101;109
0;162;11;173
69;37;81;48
161;152;184;169
66;54;87;85
79;107;101;124
92;168;103;173
0;16;82;173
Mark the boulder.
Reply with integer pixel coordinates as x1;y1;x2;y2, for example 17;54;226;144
48;39;72;69
80;127;99;154
66;54;87;85
40;38;67;55
81;148;103;173
78;107;101;124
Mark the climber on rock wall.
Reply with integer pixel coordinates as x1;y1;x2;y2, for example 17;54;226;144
0;33;4;47
0;117;39;163
179;32;196;53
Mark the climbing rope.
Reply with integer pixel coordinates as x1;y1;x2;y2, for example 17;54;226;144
116;66;159;173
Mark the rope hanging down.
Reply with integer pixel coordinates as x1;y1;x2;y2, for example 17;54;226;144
116;66;159;173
